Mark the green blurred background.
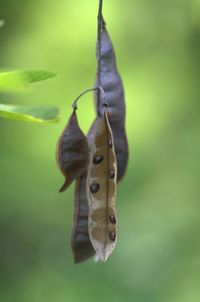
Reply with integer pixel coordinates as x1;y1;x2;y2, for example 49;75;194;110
0;0;200;301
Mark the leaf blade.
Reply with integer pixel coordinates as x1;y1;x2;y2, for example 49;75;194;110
23;70;57;83
0;103;60;123
0;70;57;91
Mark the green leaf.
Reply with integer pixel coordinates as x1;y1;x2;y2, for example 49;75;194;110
0;70;57;91
0;103;60;123
22;70;57;83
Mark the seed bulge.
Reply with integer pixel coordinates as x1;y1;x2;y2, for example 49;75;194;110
90;183;100;193
109;230;116;241
109;214;116;224
93;155;104;164
109;169;115;179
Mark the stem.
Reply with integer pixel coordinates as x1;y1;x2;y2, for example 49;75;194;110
98;0;103;40
72;88;98;110
72;86;105;110
97;0;103;113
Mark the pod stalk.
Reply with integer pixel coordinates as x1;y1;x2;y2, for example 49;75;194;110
72;86;105;110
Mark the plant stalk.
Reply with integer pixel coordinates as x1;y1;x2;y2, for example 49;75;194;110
97;0;103;114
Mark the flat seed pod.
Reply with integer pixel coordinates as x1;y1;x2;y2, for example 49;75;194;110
71;117;100;263
87;110;117;262
95;18;128;182
56;110;89;192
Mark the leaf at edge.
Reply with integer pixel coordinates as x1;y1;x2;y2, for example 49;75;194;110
0;103;60;123
22;70;57;83
0;70;57;91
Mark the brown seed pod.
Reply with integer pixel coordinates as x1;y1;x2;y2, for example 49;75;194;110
94;17;129;182
71;117;100;263
87;109;117;262
71;172;95;263
56;110;89;192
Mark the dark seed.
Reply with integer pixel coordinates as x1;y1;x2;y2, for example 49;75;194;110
109;230;116;241
90;183;100;193
93;155;104;164
109;214;116;224
109;169;115;179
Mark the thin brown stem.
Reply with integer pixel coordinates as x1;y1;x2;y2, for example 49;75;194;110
72;88;98;110
72;86;105;110
97;0;103;114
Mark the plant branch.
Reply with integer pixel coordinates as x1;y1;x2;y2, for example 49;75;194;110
97;0;103;114
72;86;105;110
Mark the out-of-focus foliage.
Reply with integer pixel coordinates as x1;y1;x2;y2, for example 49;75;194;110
0;19;5;28
0;70;57;91
0;70;59;122
0;104;59;123
0;1;200;302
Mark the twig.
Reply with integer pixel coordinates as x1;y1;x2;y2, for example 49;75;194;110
72;86;105;110
97;0;103;114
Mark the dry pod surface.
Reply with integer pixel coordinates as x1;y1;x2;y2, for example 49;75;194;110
71;117;100;263
56;0;128;264
71;173;95;263
87;110;117;262
56;110;89;192
95;18;128;182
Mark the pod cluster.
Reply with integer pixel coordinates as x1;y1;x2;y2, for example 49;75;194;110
56;7;128;263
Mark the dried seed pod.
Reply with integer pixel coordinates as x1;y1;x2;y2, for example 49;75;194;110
71;117;100;263
87;110;117;262
71;172;95;263
56;110;89;192
94;18;128;182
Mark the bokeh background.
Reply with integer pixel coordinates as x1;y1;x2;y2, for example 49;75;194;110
0;0;200;301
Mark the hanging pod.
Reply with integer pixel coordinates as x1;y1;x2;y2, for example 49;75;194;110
71;172;95;263
94;16;129;182
87;107;117;262
56;1;128;264
71;117;99;263
56;109;89;192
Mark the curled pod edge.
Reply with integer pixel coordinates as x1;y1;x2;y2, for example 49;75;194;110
56;110;89;192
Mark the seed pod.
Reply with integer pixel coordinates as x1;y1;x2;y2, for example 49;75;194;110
87;110;117;262
56;110;89;192
94;18;128;182
71;172;95;263
71;117;100;263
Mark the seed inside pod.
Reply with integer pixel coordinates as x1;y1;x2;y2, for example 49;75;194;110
87;111;117;261
90;183;100;194
109;169;115;179
93;155;104;164
109;230;116;241
109;214;116;224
